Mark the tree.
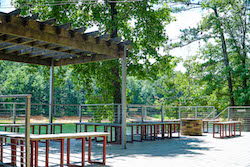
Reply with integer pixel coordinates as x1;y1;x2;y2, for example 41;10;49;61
169;0;249;106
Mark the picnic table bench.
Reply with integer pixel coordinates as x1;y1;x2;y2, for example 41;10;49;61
202;120;219;133
75;122;122;144
0;131;109;167
213;121;241;138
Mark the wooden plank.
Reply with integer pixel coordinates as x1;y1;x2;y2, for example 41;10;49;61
0;52;51;66
6;132;110;140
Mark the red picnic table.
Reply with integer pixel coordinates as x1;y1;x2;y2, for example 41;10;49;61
213;121;241;138
1;132;109;167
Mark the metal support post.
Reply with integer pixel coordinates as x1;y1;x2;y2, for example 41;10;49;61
25;95;31;167
13;104;16;124
121;46;127;149
49;61;54;134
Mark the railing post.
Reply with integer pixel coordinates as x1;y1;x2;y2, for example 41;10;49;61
195;106;197;119
161;106;164;122
117;104;121;124
228;107;230;121
144;106;147;121
141;106;144;122
213;107;215;120
13;104;16;124
178;107;181;119
79;105;82;132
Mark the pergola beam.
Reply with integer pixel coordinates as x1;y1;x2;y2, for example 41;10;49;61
0;52;51;66
0;17;120;58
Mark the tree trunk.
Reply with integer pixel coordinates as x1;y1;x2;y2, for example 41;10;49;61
213;7;235;106
110;2;122;142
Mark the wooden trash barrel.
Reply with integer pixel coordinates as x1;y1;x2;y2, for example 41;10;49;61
181;118;202;136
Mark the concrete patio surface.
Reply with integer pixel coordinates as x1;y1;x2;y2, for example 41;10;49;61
2;132;250;167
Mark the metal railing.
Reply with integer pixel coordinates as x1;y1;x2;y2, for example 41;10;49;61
215;106;250;131
0;94;31;167
0;103;216;124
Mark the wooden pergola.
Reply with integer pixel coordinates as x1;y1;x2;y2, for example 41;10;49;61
0;9;129;150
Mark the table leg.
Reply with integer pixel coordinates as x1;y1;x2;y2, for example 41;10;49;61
31;141;34;166
35;141;39;167
213;124;215;138
46;140;49;167
111;126;113;143
67;139;70;165
82;138;85;167
150;125;152;140
11;139;17;166
103;136;107;165
178;124;180;138
120;127;122;144
0;137;3;162
234;123;236;136
239;123;241;136
39;126;41;134
140;125;143;142
161;125;165;139
20;140;24;167
154;125;156;140
60;139;64;167
88;137;91;163
170;124;172;139
131;126;133;143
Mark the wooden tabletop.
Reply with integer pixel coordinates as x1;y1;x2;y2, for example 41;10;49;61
213;121;241;124
6;132;110;140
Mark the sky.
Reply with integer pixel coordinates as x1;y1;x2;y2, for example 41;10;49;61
0;0;205;73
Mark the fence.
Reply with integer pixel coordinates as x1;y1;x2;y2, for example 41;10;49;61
0;94;31;167
215;106;250;131
0;103;216;124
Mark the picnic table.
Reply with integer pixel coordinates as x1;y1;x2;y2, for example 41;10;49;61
75;121;180;144
127;121;180;142
0;123;63;134
213;121;241;138
0;131;109;167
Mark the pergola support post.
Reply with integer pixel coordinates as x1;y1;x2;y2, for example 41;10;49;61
121;46;127;149
25;95;31;167
49;61;54;134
